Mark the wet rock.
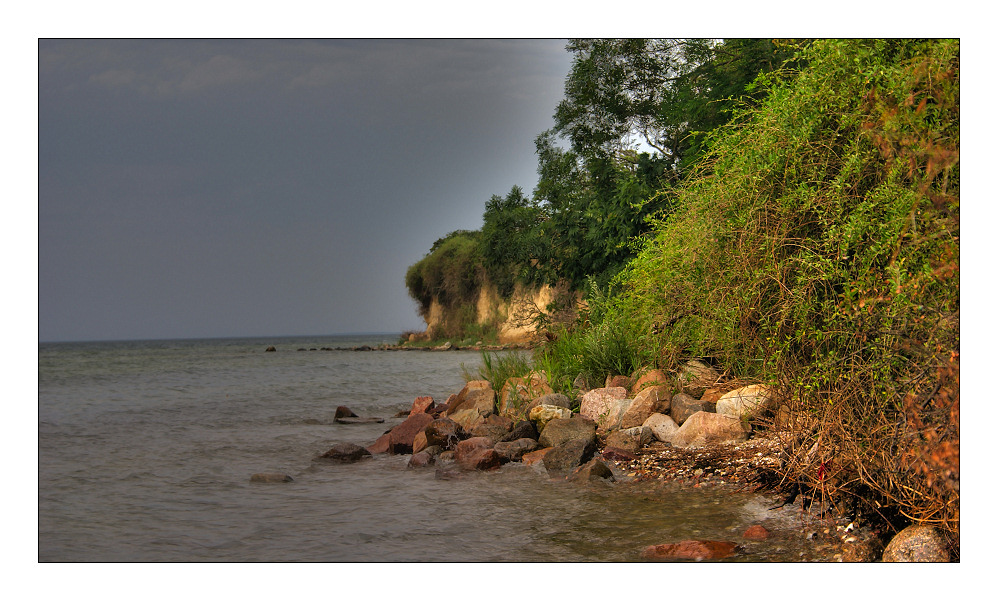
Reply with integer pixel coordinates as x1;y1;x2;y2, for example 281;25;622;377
388;412;436;454
318;442;373;462
500;420;539;443
604;426;653;453
335;416;385;424
882;525;950;562
412;431;429;454
602;446;638;462
264;346;277;352
498;373;553;419
434;465;466;480
493;438;539;462
671;411;749;448
454;437;501;471
715;384;777;421
542;438;597;475
643;413;680;444
522;447;553;466
742;525;770;539
677;360;720;398
334;406;359;419
470;414;514;444
408;451;435;468
423;417;467;450
620;385;671;429
580;387;628;424
537;416;597;449
568;458;615;483
642;540;739;561
630;369;670;397
670;393;716;426
409;396;435;415
366;433;391;454
250;472;293;483
528;404;573;433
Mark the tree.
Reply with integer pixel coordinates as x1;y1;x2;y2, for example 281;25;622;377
479;185;545;296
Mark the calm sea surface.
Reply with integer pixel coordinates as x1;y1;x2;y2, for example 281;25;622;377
38;335;813;562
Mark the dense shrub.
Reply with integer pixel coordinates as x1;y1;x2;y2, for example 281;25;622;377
606;39;959;538
405;230;484;324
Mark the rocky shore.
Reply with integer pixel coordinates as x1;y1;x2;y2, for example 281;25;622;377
282;359;951;562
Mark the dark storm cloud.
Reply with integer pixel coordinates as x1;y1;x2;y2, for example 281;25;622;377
39;39;573;341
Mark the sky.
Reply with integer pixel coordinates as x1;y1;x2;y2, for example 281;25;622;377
38;39;575;341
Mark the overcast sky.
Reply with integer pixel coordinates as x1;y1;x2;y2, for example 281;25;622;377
39;39;575;341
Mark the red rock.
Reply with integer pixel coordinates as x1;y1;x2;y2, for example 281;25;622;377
407;451;434;468
641;540;740;561
455;437;500;471
409;396;435;415
602;446;638;462
412;431;428;454
366;433;391;454
604;374;633;390
742;525;770;539
388;412;435;454
521;447;553;466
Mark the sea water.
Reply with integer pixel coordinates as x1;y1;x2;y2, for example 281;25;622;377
38;335;815;562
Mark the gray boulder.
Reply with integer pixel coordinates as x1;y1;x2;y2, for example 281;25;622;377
493;438;540;462
643;413;680;444
882;525;950;562
604;425;653;453
537;416;597;449
671;392;716;426
542;438;597;474
568;458;615;483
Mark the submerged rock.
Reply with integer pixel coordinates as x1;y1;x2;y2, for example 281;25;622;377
317;442;372;463
642;540;740;561
250;472;293;483
568;458;615;483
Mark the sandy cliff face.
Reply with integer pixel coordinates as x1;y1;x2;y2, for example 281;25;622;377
421;282;571;344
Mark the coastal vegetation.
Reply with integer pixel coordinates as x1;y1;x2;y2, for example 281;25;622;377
404;39;959;550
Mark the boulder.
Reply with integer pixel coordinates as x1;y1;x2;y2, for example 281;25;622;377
454;436;502;471
604;374;633;390
604;426;653;453
643;413;680;444
447;407;490;432
498;373;553;419
500;420;539;443
620;385;671;429
677;360;720;397
580;387;628;425
317;442;373;462
537;416;597;449
700;388;725;404
407;451;435;468
528;404;573;433
522;447;553;466
264;346;277;352
568;458;615;483
532;393;573;410
671;411;749;448
412;431;429;454
715;384;777;421
366;432;391;454
388;412;436;454
882;525;950;562
630;369;670;397
542;438;597;475
334;406;359;419
470;414;514;443
493;438;540;462
671;392;716;426
423;417;467;450
409;396;435;415
250;472;292;483
446;380;496;416
642;540;740;561
596;398;634;434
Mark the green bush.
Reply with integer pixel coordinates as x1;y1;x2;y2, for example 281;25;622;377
405;230;484;319
610;39;959;536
